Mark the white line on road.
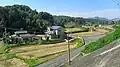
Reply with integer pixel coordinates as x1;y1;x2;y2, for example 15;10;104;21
96;44;120;57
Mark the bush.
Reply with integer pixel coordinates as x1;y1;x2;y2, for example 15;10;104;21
23;58;39;67
0;44;16;60
71;38;85;48
0;44;9;54
5;52;16;59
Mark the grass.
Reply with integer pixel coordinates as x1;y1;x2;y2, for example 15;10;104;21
0;58;28;67
0;43;28;67
82;26;120;54
0;43;15;60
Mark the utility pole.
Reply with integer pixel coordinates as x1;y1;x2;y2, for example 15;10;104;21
4;27;7;43
5;28;7;37
1;18;7;43
67;33;71;65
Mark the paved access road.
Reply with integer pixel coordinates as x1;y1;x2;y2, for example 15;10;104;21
37;34;105;67
70;38;120;67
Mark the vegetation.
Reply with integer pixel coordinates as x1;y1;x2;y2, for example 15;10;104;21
82;25;120;54
0;43;16;65
21;51;67;67
0;5;54;37
0;4;115;67
0;4;114;38
85;18;109;25
71;38;85;48
53;16;85;27
96;27;113;32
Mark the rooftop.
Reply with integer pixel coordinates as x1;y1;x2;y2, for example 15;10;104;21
15;31;27;34
51;26;61;29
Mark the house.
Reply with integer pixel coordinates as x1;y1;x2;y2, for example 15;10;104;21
45;26;65;40
11;30;36;39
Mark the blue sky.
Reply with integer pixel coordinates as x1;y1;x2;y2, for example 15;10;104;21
0;0;120;19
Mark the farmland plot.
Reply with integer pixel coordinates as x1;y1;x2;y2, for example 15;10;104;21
10;42;75;59
7;42;76;66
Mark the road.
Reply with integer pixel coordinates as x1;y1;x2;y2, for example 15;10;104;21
70;39;120;67
36;34;105;67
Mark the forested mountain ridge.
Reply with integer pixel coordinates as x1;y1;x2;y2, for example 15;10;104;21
0;4;118;36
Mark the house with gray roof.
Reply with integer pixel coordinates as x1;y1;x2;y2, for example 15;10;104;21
45;26;65;40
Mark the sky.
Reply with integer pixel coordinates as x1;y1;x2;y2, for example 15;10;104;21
0;0;120;19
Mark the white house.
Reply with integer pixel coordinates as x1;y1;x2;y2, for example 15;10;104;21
45;26;65;40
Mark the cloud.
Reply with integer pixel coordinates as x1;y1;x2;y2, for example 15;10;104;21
49;9;120;19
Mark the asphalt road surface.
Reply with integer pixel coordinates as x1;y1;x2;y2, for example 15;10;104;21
70;38;120;67
37;34;105;67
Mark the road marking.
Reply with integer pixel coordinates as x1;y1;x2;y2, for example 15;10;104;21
96;45;120;56
95;53;113;67
71;53;80;61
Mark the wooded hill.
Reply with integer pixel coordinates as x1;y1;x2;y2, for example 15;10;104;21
0;4;117;36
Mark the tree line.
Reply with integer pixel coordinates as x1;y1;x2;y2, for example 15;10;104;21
0;4;115;37
0;5;54;35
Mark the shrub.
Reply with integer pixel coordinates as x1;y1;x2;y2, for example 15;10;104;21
23;58;39;67
0;44;9;54
71;38;85;48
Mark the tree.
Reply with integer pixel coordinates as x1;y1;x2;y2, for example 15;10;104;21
53;16;85;27
0;4;54;35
